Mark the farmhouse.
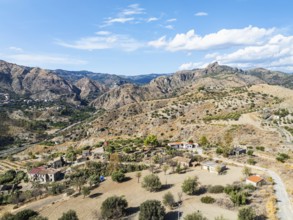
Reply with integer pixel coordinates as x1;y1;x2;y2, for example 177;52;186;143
168;141;203;154
28;166;61;183
230;147;246;156
171;156;192;168
246;175;264;187
201;161;226;174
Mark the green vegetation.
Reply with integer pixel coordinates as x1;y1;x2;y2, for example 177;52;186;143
162;191;175;208
203;112;241;122
184;212;208;220
101;196;128;220
58;210;79;220
208;185;224;194
238;207;256;220
182;176;199;195
276;153;290;163
139;200;165;220
200;196;215;204
111;171;125;183
142;174;162;192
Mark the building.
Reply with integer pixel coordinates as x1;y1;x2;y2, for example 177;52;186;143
28;166;60;183
49;157;65;169
171;156;192;168
201;161;226;174
168;142;203;154
246;175;264;187
91;147;104;158
230;147;246;156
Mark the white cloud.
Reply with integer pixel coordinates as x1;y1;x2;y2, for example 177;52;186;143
8;46;23;52
166;18;177;22
195;12;208;16
4;53;87;66
57;33;144;51
104;17;134;25
213;34;293;71
179;62;204;70
103;4;144;26
149;26;275;51
120;4;144;16
95;31;111;36
147;17;159;22
165;25;174;30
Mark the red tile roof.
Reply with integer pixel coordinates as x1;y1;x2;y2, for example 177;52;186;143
29;166;58;175
246;175;263;183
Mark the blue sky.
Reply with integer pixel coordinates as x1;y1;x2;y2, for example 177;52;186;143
0;0;293;75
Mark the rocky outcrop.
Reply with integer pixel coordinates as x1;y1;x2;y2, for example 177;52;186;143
75;77;106;100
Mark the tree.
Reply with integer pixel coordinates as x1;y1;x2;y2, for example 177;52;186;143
182;177;199;195
144;135;159;148
65;151;76;163
238;207;256;220
101;196;128;219
135;172;142;183
142;174;162;192
111;171;125;183
13;209;39;220
82;186;90;198
184;212;208;220
139;200;165;220
199;136;209;147
162;192;175;209
58;210;79;220
242;166;252;177
71;177;86;193
88;175;99;187
162;165;169;184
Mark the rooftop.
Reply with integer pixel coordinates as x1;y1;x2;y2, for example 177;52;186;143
246;175;264;183
29;166;59;175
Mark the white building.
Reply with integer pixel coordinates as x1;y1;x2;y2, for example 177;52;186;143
246;175;264;187
201;161;226;174
168;142;203;154
28;166;60;183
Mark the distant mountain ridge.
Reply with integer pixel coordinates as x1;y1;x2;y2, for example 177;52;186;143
1;60;293;107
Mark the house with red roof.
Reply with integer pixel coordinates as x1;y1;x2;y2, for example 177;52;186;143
28;166;60;183
245;175;264;187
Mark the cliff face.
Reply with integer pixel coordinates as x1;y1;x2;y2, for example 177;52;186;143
0;60;80;101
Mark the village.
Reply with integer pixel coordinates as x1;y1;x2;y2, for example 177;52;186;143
0;136;273;220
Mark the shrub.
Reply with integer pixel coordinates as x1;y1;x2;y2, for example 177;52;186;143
162;192;175;208
238;207;256;220
247;150;254;156
101;196;128;219
139;200;165;220
182;177;199;195
142;174;162;192
184;212;208;220
14;209;39;220
208;185;224;194
111;171;125;183
200;196;215;204
58;210;79;220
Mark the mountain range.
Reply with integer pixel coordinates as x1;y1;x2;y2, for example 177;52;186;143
0;59;293;109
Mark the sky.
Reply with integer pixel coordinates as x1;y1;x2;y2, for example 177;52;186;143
0;0;293;75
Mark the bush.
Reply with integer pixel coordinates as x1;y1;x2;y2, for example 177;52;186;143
200;196;215;204
247;150;254;156
276;153;290;163
111;171;125;183
14;209;39;220
182;177;199;195
184;212;208;220
238;207;256;220
101;196;128;219
142;174;162;192
139;200;165;220
208;185;224;194
162;192;175;208
58;210;79;220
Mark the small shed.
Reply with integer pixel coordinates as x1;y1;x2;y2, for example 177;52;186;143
246;175;264;187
